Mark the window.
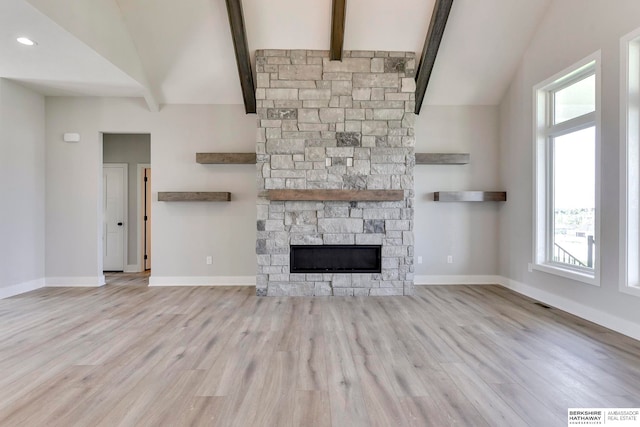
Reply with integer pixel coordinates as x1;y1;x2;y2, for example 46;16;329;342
534;53;600;286
621;28;640;297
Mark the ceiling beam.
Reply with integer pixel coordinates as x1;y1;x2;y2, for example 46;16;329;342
414;0;454;114
330;0;347;61
225;0;256;114
142;88;159;112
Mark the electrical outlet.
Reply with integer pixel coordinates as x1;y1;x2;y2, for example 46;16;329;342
325;158;332;167
528;263;533;272
447;255;453;264
347;157;353;167
417;256;423;264
206;256;212;265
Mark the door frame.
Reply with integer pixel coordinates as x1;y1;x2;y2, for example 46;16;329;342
103;163;128;272
137;163;151;272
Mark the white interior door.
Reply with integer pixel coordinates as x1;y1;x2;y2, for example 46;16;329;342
103;164;127;271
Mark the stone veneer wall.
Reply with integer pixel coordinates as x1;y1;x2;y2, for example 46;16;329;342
255;49;415;296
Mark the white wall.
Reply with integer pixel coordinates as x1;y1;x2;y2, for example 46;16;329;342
414;106;501;282
103;133;150;267
499;0;640;330
45;98;257;284
44;98;499;285
0;79;45;297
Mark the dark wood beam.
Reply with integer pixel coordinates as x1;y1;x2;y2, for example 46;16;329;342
414;0;454;114
225;0;256;114
196;153;256;164
433;191;507;202
330;0;347;61
415;153;470;165
158;192;232;202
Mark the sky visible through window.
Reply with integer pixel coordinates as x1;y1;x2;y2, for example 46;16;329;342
554;127;595;210
554;74;595;124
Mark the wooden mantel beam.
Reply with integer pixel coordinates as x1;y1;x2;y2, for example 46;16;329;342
225;0;256;114
330;0;347;61
266;189;404;202
414;0;454;114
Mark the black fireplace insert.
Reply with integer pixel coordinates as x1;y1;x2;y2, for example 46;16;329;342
290;245;382;273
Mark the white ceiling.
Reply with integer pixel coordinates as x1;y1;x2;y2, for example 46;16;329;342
0;0;144;97
427;0;552;105
0;0;552;107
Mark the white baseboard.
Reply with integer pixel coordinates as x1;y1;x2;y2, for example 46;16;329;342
0;278;45;299
149;276;256;287
46;276;106;287
124;264;140;273
414;274;639;341
497;276;640;342
415;275;503;285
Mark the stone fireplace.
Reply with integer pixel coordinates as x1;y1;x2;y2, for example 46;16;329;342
255;49;415;296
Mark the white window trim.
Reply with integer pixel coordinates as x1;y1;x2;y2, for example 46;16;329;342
533;51;601;287
620;28;640;298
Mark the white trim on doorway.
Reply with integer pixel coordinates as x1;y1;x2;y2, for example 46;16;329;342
133;163;151;273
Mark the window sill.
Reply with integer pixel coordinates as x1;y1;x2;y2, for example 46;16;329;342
619;283;640;298
533;262;599;287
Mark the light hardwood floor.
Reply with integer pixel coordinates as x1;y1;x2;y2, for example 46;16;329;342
0;275;638;426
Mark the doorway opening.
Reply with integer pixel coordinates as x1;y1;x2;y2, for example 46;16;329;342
102;133;151;281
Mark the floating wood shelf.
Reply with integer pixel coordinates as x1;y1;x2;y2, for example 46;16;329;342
266;189;404;202
433;191;507;202
158;192;231;202
415;153;470;165
196;153;256;164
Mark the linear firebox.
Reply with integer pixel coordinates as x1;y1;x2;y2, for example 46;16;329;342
290;245;382;274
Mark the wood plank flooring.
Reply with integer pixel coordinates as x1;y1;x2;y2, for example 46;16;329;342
0;275;638;426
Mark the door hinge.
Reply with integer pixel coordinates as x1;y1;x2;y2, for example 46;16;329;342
144;215;148;221
144;176;148;182
144;255;148;260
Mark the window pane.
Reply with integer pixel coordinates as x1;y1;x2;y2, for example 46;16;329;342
554;74;595;124
552;126;595;268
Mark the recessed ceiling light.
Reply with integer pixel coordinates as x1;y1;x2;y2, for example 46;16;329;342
16;37;37;46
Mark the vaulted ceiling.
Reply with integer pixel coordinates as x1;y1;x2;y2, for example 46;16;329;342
0;0;551;109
